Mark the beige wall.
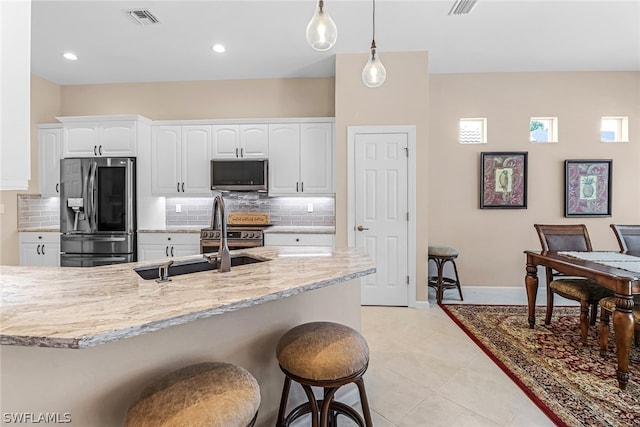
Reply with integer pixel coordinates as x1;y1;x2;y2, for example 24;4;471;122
0;76;60;265
335;51;430;300
60;78;335;119
428;71;640;288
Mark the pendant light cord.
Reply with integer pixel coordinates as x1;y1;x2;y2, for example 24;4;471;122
371;0;377;50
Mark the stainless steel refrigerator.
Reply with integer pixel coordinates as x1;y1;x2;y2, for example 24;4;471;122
60;157;136;266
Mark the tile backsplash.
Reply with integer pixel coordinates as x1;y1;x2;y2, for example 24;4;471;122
17;193;334;229
166;193;335;228
18;195;60;229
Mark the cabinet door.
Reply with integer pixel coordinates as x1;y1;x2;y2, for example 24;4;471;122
151;126;182;195
40;240;60;266
211;125;240;158
268;124;301;195
181;126;212;194
19;242;42;266
63;122;99;157
172;244;200;257
138;244;171;261
99;121;137;156
38;127;62;197
300;123;333;194
240;124;268;158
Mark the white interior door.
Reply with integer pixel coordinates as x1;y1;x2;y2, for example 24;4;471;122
353;132;409;306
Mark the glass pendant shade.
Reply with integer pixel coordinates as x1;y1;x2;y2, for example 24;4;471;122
306;1;337;51
362;44;386;87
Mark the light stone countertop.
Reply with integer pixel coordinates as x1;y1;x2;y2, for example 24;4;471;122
0;246;373;349
138;228;202;233
18;227;60;232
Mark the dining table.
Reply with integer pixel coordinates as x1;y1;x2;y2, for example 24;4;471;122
524;250;640;390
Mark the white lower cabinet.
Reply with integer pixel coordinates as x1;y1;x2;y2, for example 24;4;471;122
19;232;60;266
264;233;334;247
137;233;200;261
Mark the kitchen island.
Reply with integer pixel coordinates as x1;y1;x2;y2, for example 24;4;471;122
0;246;374;426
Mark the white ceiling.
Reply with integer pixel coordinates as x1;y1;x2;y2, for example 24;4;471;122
31;0;640;85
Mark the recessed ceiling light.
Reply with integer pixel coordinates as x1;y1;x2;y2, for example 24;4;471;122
63;52;78;61
211;44;226;53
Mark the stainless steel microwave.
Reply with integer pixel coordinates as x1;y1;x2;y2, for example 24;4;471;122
210;159;268;191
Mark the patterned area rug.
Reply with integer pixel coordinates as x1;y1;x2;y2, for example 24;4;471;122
441;305;640;427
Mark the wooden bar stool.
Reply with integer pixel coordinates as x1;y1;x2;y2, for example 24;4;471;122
125;362;260;427
428;245;463;304
275;321;373;427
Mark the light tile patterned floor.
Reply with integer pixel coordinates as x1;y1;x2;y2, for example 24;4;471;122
357;287;573;426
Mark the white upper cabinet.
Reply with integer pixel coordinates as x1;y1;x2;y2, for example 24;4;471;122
151;125;212;196
212;124;268;158
38;124;62;197
268;122;333;196
58;115;150;158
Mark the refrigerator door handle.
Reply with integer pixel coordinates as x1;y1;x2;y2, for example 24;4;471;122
89;161;97;231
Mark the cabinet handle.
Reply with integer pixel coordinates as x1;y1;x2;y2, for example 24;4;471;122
166;246;169;257
56;183;59;193
171;246;174;257
177;183;180;192
240;148;244;157
301;182;304;192
94;145;98;156
295;238;300;242
42;244;45;255
99;145;103;156
181;182;185;192
37;244;41;255
235;148;239;157
296;182;299;192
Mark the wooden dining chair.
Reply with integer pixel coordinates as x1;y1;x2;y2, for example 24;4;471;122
534;224;614;345
598;224;640;356
610;224;640;252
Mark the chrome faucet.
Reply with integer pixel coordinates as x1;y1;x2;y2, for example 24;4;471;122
211;194;231;273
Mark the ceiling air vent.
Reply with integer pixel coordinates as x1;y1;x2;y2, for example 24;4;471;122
127;9;160;25
449;0;478;15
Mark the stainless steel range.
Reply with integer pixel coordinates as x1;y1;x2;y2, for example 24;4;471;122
200;211;270;254
200;226;265;254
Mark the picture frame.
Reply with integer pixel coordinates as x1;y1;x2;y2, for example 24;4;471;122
564;159;612;217
480;152;528;209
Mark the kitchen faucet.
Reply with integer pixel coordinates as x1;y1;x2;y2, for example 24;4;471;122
210;194;231;273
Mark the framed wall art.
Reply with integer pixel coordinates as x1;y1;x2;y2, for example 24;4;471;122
564;159;612;217
480;152;528;209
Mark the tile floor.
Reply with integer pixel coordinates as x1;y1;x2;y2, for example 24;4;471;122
357;286;575;427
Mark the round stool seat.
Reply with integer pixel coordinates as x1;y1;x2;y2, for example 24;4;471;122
428;245;458;258
125;362;260;427
276;321;369;381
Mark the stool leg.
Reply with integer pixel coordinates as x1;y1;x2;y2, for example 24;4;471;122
301;385;320;427
355;378;373;427
436;258;445;305
320;387;339;427
450;259;463;301
276;377;292;427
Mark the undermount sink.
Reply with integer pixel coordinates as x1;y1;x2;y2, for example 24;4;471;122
134;255;266;280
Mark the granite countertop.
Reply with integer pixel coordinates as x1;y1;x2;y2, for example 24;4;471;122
0;246;373;349
18;227;60;232
264;225;335;234
138;228;202;233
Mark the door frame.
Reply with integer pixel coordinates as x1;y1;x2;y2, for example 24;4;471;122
347;125;418;307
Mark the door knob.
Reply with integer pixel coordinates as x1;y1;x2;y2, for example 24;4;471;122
357;225;369;231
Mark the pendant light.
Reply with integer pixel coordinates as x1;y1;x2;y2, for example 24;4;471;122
362;0;386;87
306;0;337;51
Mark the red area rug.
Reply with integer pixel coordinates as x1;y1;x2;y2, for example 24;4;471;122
441;304;640;427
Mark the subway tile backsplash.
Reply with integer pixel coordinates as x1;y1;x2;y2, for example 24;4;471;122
18;195;60;229
17;193;334;230
166;193;335;228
